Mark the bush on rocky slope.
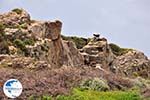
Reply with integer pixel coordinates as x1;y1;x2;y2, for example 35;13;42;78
79;78;110;91
13;39;30;56
0;23;9;54
0;23;5;34
12;8;23;14
61;35;90;49
109;43;133;56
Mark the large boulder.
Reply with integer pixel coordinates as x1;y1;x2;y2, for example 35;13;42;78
29;20;62;40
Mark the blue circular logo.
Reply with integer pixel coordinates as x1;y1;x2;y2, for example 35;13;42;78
3;79;23;98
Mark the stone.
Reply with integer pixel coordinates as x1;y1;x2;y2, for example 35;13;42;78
62;40;84;67
81;37;115;68
112;50;150;79
0;8;30;28
0;9;84;68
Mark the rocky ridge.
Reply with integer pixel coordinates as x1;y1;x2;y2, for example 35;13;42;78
0;9;150;99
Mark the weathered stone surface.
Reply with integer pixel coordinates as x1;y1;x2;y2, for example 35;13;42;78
0;8;30;27
81;37;115;68
44;20;62;40
29;20;62;40
62;40;84;67
0;8;150;99
0;54;51;69
0;9;84;68
112;50;150;79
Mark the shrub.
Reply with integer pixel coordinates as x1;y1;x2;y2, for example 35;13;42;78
61;35;90;49
23;38;35;46
0;23;5;36
13;39;26;51
12;8;22;14
19;23;28;29
79;78;110;91
29;95;52;100
13;39;28;56
109;43;132;56
56;88;141;100
41;96;52;100
0;41;9;54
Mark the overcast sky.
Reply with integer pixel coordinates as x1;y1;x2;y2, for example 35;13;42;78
0;0;150;56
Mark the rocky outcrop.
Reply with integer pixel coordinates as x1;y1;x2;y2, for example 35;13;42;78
79;35;150;79
80;37;114;69
112;50;150;79
62;40;84;67
0;8;84;68
0;8;30;28
0;54;50;69
0;8;150;99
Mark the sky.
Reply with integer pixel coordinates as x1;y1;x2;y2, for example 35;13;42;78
0;0;150;57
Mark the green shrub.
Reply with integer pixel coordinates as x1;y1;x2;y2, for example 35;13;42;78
23;38;35;46
79;78;110;91
109;43;132;56
12;8;22;14
56;95;75;100
29;88;141;100
0;23;5;36
13;39;29;56
56;88;141;100
0;41;9;54
42;96;52;100
13;39;26;51
29;95;52;100
19;23;28;29
61;35;90;49
13;38;35;56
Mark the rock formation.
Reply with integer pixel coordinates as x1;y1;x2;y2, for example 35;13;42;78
80;36;114;69
80;34;150;79
112;50;150;79
0;8;84;68
0;8;150;99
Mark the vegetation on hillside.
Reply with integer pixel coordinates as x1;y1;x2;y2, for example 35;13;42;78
29;88;141;100
12;8;23;14
0;23;9;54
79;78;110;91
109;43;133;56
61;35;90;49
61;35;132;56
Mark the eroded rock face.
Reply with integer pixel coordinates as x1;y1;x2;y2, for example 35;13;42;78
29;20;62;40
80;38;115;68
0;9;84;68
112;50;150;79
62;40;84;67
27;20;84;67
0;8;149;77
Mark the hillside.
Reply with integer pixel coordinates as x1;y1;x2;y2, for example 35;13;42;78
0;8;150;99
